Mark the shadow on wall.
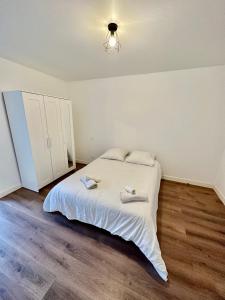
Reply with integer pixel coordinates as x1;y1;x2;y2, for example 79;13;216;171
0;93;21;196
215;149;225;204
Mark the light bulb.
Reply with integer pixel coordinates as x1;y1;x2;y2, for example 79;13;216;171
109;35;116;47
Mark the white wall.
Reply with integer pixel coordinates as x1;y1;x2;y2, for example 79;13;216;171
215;150;225;204
1;57;224;198
68;65;225;187
0;57;67;197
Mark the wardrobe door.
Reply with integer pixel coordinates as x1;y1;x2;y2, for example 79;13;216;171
60;100;75;169
22;92;53;188
44;96;67;179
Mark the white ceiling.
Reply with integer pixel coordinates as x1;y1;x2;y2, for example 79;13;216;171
0;0;225;81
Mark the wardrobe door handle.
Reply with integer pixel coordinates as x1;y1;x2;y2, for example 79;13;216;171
47;137;51;148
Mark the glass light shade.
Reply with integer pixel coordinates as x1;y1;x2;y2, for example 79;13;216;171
103;23;121;53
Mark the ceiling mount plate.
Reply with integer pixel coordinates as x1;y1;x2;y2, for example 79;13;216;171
108;23;118;32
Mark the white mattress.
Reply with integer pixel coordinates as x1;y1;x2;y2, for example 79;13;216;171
43;158;168;281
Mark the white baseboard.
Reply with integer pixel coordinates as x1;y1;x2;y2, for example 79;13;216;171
0;184;21;198
162;175;213;188
76;159;89;165
163;175;225;206
214;185;225;205
76;162;214;189
1;173;224;207
76;162;225;206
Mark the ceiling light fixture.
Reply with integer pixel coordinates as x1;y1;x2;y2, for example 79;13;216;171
103;22;121;53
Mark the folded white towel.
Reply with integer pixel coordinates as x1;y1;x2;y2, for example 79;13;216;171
80;176;97;189
120;191;148;203
84;175;101;183
124;186;136;194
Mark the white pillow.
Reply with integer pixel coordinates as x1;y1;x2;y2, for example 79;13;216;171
101;148;129;162
126;150;155;167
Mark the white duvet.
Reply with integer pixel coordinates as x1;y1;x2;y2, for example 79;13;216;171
43;158;168;281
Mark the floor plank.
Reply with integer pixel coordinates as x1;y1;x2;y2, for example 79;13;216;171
0;166;225;300
0;271;35;300
0;235;54;299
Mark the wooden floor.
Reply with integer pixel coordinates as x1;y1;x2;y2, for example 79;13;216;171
0;165;225;300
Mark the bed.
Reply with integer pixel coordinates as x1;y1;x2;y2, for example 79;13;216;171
43;157;168;281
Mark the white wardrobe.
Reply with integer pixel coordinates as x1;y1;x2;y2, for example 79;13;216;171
4;91;76;192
